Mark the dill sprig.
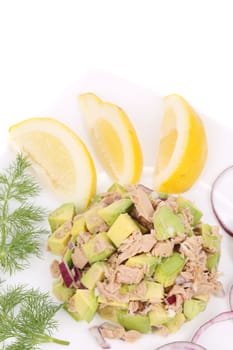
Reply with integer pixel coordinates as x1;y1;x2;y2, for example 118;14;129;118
0;284;70;349
0;154;48;274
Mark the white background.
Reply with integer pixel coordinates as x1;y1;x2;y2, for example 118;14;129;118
1;1;233;350
1;0;233;127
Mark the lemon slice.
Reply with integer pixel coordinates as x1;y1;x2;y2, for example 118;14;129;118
9;118;96;210
78;93;143;184
153;94;208;193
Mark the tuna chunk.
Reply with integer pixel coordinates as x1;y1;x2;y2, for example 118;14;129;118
116;265;144;284
129;186;154;222
71;247;88;269
118;231;156;264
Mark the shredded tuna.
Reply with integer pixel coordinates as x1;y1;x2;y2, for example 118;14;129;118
76;231;92;246
117;231;156;264
54;220;72;238
129;186;154;222
99;322;141;342
94;235;113;254
151;240;174;257
130;281;147;299
101;192;122;205
167;285;193;312
71;247;88;269
50;259;60;278
123;330;142;342
128;300;145;314
115;265;144;284
155;196;179;215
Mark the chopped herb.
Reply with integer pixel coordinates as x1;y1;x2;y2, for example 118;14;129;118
0;154;48;274
0;284;69;349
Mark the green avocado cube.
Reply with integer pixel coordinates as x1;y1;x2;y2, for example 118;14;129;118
48;221;72;256
206;251;220;271
98;305;120;323
98;198;133;226
82;232;115;264
201;224;220;252
52;279;75;302
63;302;82;321
48;203;75;232
107;183;127;196
84;206;106;234
183;299;207;321
126;254;160;276
107;213;139;247
71;216;87;238
71;289;98;323
153;206;185;240
165;312;185;333
144;281;164;301
81;262;106;289
98;294;128;309
63;237;76;267
149;304;171;326
154;252;185;287
117;310;151;333
177;196;203;226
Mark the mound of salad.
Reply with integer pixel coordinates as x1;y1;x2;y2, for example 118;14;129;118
48;183;222;344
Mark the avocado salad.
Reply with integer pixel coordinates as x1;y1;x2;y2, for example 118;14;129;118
47;183;222;343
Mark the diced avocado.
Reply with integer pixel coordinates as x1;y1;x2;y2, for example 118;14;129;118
107;213;139;247
154;252;185;287
117;310;151;333
165;312;185;333
63;302;82;321
98;294;128;309
98;198;133;226
52;279;75;302
153;206;185;241
107;183;127;196
149;304;171;326
207;251;220;271
84;206;106;234
48;221;72;256
183;299;207;321
98;305;119;323
126;254;159;276
48;203;75;232
81;262;106;289
126;281;163;301
177;196;202;226
144;281;164;301
194;294;209;302
71;216;87;238
71;289;98;323
201;224;220;252
91;193;102;204
82;232;115;263
158;192;168;199
63;238;76;268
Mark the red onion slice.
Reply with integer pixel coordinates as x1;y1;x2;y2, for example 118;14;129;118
154;341;206;350
210;166;233;237
192;310;233;344
229;284;233;310
59;261;73;288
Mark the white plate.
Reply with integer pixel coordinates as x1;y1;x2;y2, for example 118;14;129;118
1;72;233;350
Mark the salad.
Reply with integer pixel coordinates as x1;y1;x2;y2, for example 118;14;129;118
47;183;222;345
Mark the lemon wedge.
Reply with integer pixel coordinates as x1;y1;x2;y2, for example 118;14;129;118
153;94;208;193
9;117;96;210
78;93;143;184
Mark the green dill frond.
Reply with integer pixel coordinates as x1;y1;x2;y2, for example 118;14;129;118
0;284;69;349
0;154;48;274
